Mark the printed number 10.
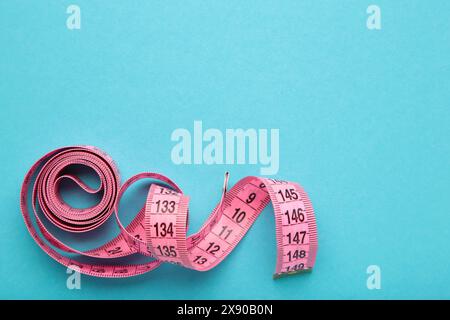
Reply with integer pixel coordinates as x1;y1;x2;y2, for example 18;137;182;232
232;208;246;224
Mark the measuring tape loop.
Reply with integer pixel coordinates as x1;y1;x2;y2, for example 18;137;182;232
20;146;318;278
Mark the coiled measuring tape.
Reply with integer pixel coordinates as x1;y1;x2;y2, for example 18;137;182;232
20;146;318;278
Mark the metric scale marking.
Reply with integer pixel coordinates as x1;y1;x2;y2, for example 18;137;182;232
20;146;318;278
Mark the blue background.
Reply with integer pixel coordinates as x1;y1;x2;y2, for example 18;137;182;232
0;1;449;299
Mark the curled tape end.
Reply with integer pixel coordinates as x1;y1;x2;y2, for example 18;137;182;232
218;171;230;213
222;171;230;193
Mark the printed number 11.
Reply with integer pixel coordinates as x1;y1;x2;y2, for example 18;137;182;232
219;226;232;240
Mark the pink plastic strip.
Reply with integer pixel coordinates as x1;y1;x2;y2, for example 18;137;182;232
20;146;318;278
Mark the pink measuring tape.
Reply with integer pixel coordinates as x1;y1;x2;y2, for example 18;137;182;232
20;146;318;278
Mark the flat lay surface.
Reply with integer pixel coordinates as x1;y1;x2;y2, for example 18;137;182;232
0;1;449;299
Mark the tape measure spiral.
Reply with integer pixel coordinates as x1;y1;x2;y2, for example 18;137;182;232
20;146;318;278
